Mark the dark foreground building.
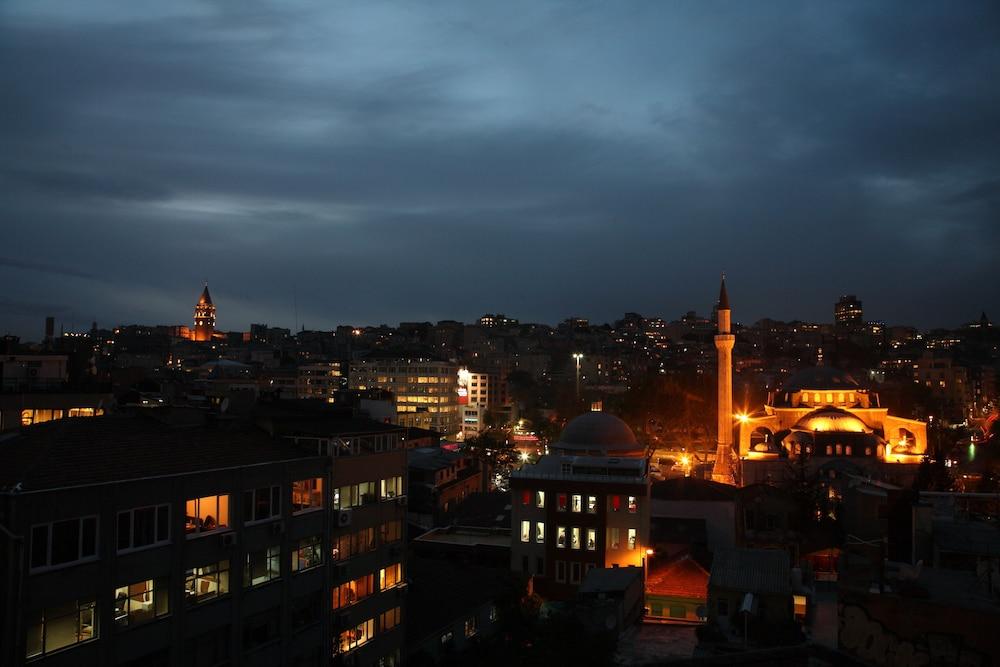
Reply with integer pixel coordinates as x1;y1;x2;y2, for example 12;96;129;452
0;408;407;667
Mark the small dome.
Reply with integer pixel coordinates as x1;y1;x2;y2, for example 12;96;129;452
794;407;871;434
782;366;860;392
552;412;643;457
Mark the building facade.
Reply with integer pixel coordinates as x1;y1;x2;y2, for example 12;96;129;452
348;357;460;438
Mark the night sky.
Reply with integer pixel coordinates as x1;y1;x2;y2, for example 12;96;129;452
3;1;998;339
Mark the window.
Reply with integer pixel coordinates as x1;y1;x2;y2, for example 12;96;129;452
670;605;686;619
293;536;323;572
380;606;402;633
520;520;530;543
114;578;169;627
586;528;597;551
380;562;403;590
610;527;620;549
535;521;545;544
245;545;281;587
380;520;402;545
627;528;637;550
440;631;453;646
117;505;169;552
337;618;375;653
184;625;230;667
292;478;324;513
185;560;230;604
571;527;581;550
555;560;566;582
244;486;281;523
535;491;545;508
571;494;582;513
557;493;567;511
521;490;532;506
536;556;544;575
243;607;281;651
587;495;597;514
627;496;638;513
717;598;729;616
291;591;323;631
332;574;374;609
570;562;581;584
610;495;621;512
25;599;98;658
381;476;403;500
556;526;566;548
489;605;498;623
464;616;478;638
30;516;98;570
185;495;230;535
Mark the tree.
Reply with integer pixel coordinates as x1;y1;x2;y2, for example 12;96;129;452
463;430;521;490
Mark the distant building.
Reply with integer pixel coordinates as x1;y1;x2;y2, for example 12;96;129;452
297;362;346;401
191;284;216;342
835;294;863;329
0;354;68;392
349;356;460;437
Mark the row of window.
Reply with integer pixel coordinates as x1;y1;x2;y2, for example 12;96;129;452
519;521;638;551
336;605;402;656
30;480;326;571
332;520;403;561
21;407;104;426
554;560;596;584
519;490;638;513
331;562;404;610
27;537;326;658
333;476;404;509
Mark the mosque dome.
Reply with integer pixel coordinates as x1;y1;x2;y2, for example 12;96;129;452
782;367;860;392
794;407;871;434
550;412;644;457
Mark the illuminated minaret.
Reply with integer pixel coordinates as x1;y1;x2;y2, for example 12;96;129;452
712;276;736;484
193;284;216;342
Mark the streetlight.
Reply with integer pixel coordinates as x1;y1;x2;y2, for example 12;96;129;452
572;353;583;400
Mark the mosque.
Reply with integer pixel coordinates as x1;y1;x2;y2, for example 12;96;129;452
710;278;927;487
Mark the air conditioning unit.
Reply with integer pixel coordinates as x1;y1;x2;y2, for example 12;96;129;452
221;532;238;548
337;509;352;527
395;495;408;507
270;521;284;536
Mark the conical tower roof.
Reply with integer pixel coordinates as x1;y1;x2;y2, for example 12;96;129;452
718;275;729;311
198;284;213;306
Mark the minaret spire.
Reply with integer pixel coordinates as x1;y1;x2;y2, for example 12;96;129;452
712;274;736;484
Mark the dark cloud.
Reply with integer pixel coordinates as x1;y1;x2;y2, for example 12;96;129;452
1;1;998;338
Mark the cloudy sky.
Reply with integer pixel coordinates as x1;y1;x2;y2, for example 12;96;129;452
2;1;998;338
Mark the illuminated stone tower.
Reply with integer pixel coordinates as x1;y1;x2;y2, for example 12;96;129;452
192;284;216;342
712;276;736;484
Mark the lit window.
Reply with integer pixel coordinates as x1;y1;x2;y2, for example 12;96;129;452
114;578;169;627
556;526;566;548
845;445;853;456
464;616;478;637
536;491;545;508
587;496;597;514
185;495;230;535
557;494;568;511
337;618;375;653
571;495;582;513
380;476;403;500
521;490;532;506
571;527;581;550
292;536;323;572
25;599;98;658
380;520;403;545
826;393;833;404
244;545;281;587
535;522;545;544
380;563;403;590
627;529;637;550
627;496;638;513
610;495;621;512
291;478;324;513
332;574;374;609
380;606;402;633
117;505;169;552
184;560;230;605
586;528;597;551
610;527;620;549
520;521;530;543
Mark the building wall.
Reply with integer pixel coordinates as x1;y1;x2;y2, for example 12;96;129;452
349;359;460;437
650;499;736;552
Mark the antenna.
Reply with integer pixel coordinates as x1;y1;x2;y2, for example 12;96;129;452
293;284;299;334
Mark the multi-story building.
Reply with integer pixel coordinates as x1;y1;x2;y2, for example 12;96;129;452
510;413;651;599
348;356;460;438
296;363;346;401
834;294;864;329
0;354;69;392
0;407;408;667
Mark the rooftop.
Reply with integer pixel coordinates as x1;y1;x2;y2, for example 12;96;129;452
709;548;791;596
413;525;511;549
578;566;643;595
512;453;647;483
647;555;710;599
0;414;325;492
781;366;861;392
651;477;737;502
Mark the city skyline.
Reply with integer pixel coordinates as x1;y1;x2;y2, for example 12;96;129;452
3;2;999;336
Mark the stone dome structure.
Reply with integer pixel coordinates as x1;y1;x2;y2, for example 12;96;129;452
549;412;646;457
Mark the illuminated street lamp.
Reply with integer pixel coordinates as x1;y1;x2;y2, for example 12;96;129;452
572;353;583;400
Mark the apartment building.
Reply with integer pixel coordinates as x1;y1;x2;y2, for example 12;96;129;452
0;408;408;667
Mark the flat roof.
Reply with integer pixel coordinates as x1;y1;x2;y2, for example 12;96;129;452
413;525;511;549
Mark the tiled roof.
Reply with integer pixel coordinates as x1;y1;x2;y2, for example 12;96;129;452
647;555;709;599
709;548;790;595
0;414;325;492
